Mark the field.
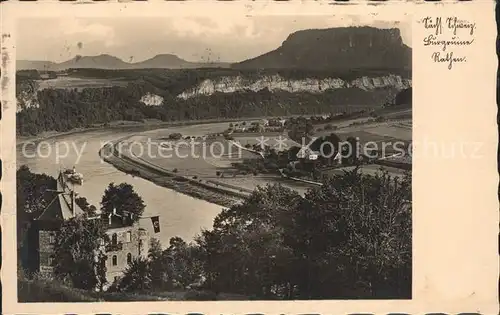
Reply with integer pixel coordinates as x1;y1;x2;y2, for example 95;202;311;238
316;119;412;156
123;136;256;177
232;132;301;152
36;77;129;91
324;164;409;178
361;124;412;141
120;126;318;195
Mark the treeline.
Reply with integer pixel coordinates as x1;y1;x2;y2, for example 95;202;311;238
17;70;57;81
17;82;398;136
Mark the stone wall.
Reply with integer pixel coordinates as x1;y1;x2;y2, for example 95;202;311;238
38;229;57;275
103;226;150;284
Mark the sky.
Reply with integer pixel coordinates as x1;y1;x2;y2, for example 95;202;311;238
17;16;412;63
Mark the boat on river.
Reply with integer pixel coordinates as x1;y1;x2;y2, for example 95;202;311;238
63;166;84;185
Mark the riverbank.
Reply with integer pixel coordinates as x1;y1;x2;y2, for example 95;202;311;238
278;169;324;186
99;138;248;208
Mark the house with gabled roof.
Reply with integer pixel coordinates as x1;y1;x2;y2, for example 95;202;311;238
28;170;151;289
296;147;320;161
30;171;85;275
37;171;85;222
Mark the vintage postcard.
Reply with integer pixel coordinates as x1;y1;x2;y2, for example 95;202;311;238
0;1;498;314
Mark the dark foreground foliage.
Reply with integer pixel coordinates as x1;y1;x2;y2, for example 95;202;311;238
119;167;412;300
17;165;411;300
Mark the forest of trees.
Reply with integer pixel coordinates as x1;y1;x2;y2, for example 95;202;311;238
17;165;411;300
16;85;398;136
16;68;407;136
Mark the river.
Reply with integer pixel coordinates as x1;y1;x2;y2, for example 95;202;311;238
16;126;226;246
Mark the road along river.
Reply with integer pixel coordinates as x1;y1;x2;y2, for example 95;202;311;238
16;125;229;245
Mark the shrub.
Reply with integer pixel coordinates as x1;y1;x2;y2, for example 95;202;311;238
168;133;182;140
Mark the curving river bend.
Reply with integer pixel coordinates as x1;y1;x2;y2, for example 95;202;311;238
16;124;229;245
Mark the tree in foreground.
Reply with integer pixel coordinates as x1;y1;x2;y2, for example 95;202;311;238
199;184;302;298
165;236;205;290
53;216;106;290
75;196;98;217
287;168;412;298
100;182;146;224
197;168;411;299
118;257;152;292
148;238;169;290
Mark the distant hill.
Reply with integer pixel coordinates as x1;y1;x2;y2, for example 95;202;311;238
17;54;230;71
233;27;411;71
133;54;189;69
17;60;58;71
133;54;230;69
57;54;130;70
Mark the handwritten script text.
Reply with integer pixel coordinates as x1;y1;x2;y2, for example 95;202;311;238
422;16;475;70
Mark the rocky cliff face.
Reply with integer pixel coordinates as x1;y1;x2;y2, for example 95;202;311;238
16;80;40;112
16;93;39;113
140;93;164;106
233;27;411;71
177;74;411;99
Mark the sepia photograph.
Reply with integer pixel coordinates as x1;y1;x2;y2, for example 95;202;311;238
14;14;413;302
